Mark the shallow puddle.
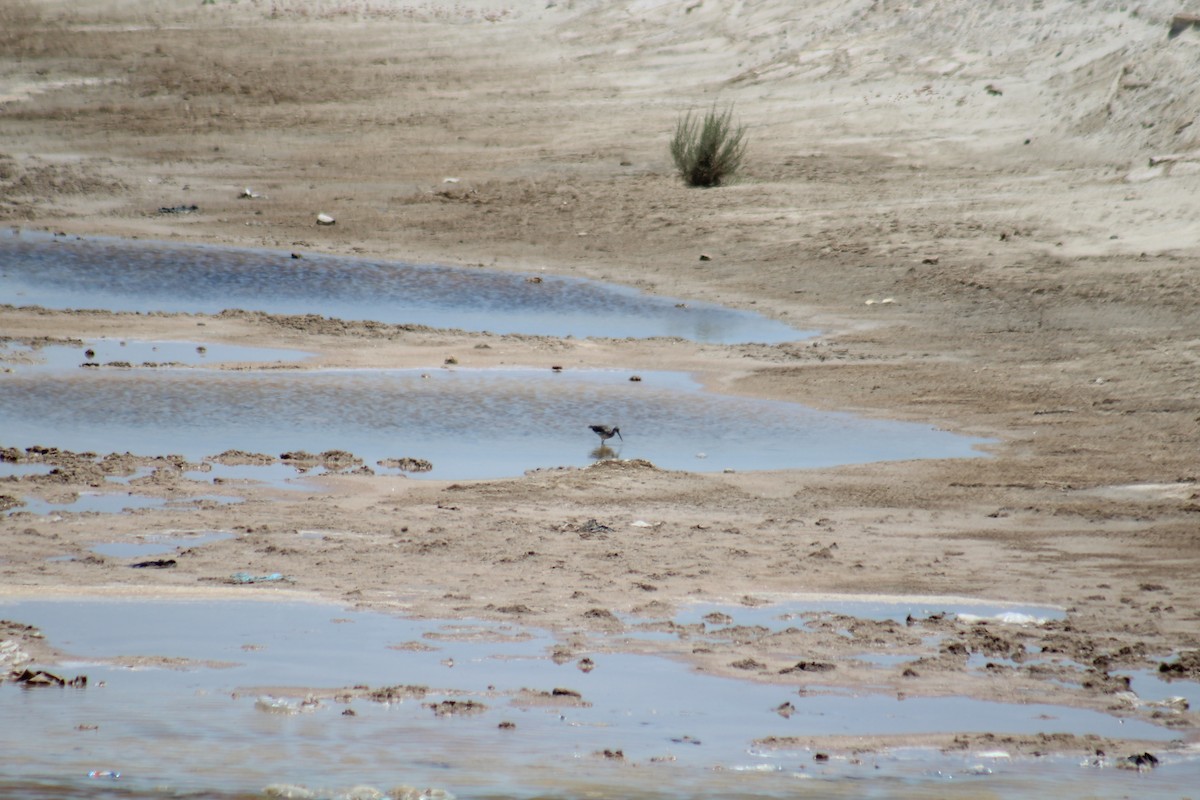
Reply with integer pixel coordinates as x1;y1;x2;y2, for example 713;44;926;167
0;230;808;343
0;368;989;481
0;339;312;371
11;492;170;517
1118;668;1200;708
189;461;328;488
89;530;236;559
1;598;1194;800
8;492;242;518
0;462;53;479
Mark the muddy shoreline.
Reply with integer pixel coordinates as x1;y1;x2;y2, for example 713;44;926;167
2;0;1200;766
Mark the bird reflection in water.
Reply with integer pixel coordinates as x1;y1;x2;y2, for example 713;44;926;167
590;443;620;461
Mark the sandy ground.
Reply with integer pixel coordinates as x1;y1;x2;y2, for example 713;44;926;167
3;0;1200;757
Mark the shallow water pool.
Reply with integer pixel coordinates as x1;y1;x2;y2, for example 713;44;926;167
0;367;989;480
0;338;312;371
8;492;242;517
0;230;808;343
88;530;236;559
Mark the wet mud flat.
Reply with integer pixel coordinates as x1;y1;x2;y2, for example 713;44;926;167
1;236;1197;800
3;0;1200;797
1;596;1198;800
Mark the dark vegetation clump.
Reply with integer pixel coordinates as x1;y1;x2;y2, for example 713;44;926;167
670;104;748;187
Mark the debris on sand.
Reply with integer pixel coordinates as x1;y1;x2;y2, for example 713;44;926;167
1122;751;1159;770
1168;13;1200;39
281;450;365;472
13;668;87;688
1159;650;1200;678
511;687;591;708
362;684;429;703
779;660;835;674
425;699;486;717
255;695;320;714
378;457;433;473
559;518;612;537
129;559;176;569
493;604;533;615
227;572;292;585
209;450;276;466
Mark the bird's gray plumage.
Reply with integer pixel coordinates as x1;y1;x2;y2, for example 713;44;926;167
588;424;622;443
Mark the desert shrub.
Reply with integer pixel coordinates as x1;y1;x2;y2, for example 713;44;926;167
669;105;747;187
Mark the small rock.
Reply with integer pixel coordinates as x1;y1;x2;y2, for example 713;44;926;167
316;213;335;225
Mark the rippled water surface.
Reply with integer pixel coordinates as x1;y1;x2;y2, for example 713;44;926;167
0;230;808;343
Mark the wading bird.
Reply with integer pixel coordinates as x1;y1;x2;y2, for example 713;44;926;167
588;424;622;444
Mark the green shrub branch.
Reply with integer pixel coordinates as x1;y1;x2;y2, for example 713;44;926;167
670;105;747;187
